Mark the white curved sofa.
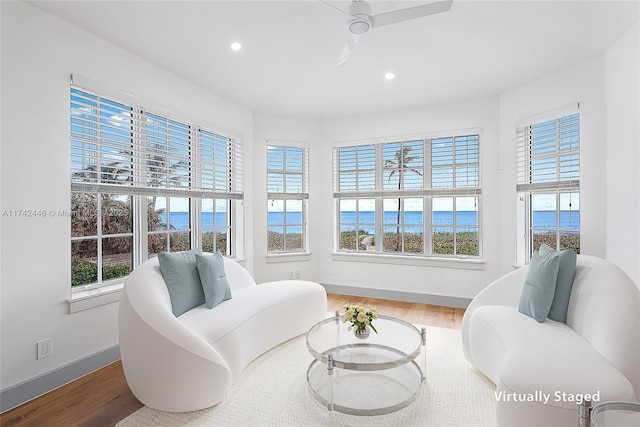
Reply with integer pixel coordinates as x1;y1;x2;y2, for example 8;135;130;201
462;255;640;426
119;255;327;412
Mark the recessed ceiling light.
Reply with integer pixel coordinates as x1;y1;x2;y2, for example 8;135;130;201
385;72;395;80
230;41;242;51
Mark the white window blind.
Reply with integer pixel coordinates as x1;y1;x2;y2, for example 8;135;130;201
432;135;479;190
334;137;480;198
70;88;134;189
516;113;580;192
70;86;243;199
199;130;244;198
145;112;191;190
334;144;376;194
382;140;424;190
267;145;308;199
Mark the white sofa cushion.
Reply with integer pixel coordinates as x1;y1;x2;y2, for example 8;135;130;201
178;279;326;379
470;305;636;410
179;280;322;344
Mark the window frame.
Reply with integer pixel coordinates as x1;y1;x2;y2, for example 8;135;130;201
266;141;309;255
516;109;580;263
70;192;134;287
70;83;244;291
333;132;482;261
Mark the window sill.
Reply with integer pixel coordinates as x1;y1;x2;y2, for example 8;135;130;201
67;282;124;313
66;256;247;313
265;252;311;263
331;252;485;270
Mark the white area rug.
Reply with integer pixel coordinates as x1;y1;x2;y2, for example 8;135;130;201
117;326;495;426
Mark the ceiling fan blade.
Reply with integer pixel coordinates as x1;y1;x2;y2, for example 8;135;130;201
370;0;452;28
320;0;350;17
337;33;360;67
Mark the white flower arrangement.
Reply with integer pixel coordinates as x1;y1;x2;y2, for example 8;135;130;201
342;304;378;335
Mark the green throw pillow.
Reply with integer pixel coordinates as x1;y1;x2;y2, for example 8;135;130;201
518;250;560;323
539;244;577;323
196;251;232;309
158;248;204;317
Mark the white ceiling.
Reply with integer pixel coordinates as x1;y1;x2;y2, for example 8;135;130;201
32;0;639;119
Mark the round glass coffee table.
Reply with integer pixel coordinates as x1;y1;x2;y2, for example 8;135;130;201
306;311;426;416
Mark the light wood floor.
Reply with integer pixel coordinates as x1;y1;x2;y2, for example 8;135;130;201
0;294;465;427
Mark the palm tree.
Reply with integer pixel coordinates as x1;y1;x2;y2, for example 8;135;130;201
72;160;132;185
72;143;189;214
384;145;423;252
71;143;189;261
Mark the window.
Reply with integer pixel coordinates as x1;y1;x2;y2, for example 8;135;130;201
70;86;243;289
431;135;480;256
71;193;133;286
147;196;191;257
267;143;309;254
201;199;230;254
333;134;481;258
382;140;424;254
516;111;580;259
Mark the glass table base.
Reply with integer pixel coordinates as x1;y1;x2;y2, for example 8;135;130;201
306;357;424;416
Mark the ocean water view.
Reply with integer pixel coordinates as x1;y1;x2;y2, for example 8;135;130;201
162;210;580;232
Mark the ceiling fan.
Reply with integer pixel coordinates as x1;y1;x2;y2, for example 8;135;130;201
324;0;453;66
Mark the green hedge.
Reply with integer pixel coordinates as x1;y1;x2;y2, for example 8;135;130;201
267;231;303;252
339;230;370;251
433;231;479;256
382;232;424;254
202;232;228;254
338;230;479;256
71;257;131;287
533;232;580;253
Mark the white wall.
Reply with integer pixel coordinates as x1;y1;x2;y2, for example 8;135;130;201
498;57;607;274
605;20;640;285
0;1;253;391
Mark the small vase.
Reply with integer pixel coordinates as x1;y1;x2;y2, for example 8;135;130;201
354;325;370;339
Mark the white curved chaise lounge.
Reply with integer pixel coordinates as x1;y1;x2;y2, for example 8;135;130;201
119;255;327;412
462;255;640;426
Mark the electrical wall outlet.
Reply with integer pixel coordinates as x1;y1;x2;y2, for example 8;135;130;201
288;271;301;279
37;338;52;360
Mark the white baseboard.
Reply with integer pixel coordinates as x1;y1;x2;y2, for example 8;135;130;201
0;345;121;413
